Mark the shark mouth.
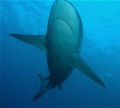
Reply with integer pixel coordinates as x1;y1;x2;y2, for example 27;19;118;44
52;18;73;33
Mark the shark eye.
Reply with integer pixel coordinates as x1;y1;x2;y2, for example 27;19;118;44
53;1;57;8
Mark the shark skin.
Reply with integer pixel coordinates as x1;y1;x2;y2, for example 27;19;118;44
9;0;106;101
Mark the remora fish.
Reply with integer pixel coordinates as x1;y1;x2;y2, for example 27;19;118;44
9;0;106;101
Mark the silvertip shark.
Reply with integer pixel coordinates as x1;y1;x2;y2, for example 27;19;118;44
9;0;106;101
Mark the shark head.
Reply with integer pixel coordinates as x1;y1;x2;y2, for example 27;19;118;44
48;0;81;37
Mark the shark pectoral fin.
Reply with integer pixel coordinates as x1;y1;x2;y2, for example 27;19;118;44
31;72;50;101
9;34;47;53
70;53;106;88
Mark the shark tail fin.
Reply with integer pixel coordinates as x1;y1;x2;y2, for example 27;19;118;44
9;34;47;53
70;53;106;88
31;72;51;102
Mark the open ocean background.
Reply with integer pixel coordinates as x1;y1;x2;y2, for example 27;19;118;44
1;0;120;108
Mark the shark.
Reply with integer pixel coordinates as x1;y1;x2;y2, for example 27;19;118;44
9;0;106;101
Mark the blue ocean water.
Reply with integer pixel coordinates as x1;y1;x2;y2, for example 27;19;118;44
1;0;120;108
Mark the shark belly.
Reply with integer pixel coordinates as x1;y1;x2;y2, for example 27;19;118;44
46;1;81;84
46;19;77;83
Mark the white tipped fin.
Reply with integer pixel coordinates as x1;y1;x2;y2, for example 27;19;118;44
70;53;106;88
9;34;47;53
37;71;49;88
31;72;50;101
